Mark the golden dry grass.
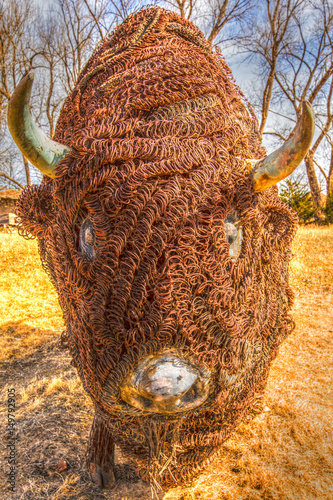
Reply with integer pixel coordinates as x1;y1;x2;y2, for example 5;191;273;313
0;232;64;362
0;226;333;500
289;225;333;288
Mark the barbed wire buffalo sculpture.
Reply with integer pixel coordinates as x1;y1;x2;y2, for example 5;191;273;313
8;6;314;492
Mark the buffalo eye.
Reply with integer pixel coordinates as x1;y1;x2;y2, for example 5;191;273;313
224;210;242;259
79;217;95;261
224;223;238;245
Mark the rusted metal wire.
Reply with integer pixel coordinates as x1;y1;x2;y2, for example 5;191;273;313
16;6;298;490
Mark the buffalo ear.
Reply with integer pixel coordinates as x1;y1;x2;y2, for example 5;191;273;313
16;183;56;239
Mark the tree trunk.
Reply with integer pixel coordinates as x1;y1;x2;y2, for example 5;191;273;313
259;65;276;136
22;155;31;185
327;145;333;199
304;151;325;220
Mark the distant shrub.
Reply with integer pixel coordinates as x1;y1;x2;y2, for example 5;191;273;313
279;177;316;225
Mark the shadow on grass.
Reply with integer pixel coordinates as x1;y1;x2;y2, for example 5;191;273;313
0;322;161;500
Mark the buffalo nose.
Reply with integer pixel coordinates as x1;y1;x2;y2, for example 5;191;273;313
139;360;197;399
120;351;210;413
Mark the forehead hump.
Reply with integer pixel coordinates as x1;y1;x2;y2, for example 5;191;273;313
53;7;264;170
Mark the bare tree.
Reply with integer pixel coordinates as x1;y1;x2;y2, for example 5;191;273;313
51;0;101;94
35;17;67;138
272;0;333;213
205;0;253;45
165;0;195;19
239;0;306;135
0;0;125;190
37;0;104;136
0;0;36;104
164;0;253;45
83;0;111;39
0;0;40;187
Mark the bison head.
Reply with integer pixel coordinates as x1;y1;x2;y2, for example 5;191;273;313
8;7;314;490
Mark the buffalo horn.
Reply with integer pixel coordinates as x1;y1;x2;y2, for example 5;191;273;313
251;101;315;192
7;72;70;179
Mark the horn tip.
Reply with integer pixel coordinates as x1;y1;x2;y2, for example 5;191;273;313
8;72;35;112
26;71;35;82
302;100;315;120
18;71;35;89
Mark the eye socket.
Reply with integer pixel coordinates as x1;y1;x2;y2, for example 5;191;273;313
79;217;95;261
224;209;242;259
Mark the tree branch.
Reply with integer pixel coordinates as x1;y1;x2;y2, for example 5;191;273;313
0;173;24;189
313;159;328;181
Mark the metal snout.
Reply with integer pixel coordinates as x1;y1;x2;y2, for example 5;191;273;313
120;350;211;413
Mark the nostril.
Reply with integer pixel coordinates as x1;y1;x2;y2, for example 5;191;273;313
119;351;211;413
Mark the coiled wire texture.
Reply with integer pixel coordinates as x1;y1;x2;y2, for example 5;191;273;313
16;7;298;489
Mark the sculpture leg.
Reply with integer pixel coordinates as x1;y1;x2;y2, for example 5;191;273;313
87;413;116;489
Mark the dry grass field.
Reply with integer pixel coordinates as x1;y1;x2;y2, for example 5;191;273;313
0;226;332;500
